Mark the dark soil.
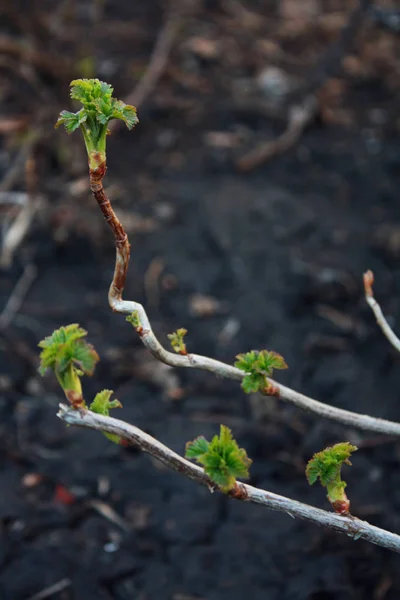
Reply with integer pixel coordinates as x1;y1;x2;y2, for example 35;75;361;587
1;1;400;598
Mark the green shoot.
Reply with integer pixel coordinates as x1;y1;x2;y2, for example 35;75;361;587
306;442;358;514
38;324;99;407
55;79;138;170
126;310;142;333
90;389;122;444
185;425;252;492
235;350;287;394
168;328;188;355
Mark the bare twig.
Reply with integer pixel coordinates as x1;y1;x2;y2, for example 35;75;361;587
87;170;400;438
364;270;400;353
124;13;181;109
58;404;400;554
0;200;40;267
236;0;372;170
27;578;71;600
1;149;41;267
236;97;317;172
109;4;182;134
0;263;37;330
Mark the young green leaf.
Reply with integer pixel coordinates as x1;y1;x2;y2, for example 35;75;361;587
257;350;287;373
38;324;99;407
168;328;188;355
185;436;209;459
126;310;142;332
56;79;138;169
55;109;87;133
38;324;99;377
235;349;287;394
90;389;122;444
185;425;252;492
306;442;357;514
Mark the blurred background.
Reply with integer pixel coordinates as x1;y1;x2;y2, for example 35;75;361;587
1;0;400;598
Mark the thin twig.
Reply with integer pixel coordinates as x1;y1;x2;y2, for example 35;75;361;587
1;148;41;267
0;199;40;267
57;404;400;554
109;5;182;134
124;13;181;109
27;578;71;600
364;270;400;353
236;0;372;170
236;96;317;172
87;171;400;438
0;263;37;330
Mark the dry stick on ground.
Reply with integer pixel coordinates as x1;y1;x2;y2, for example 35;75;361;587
236;0;372;171
87;165;400;438
57;404;400;554
0;263;37;330
364;270;400;353
236;97;317;172
1;144;41;267
109;4;182;134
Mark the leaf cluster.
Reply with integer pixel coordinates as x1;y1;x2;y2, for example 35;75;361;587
168;328;188;354
90;389;122;444
185;425;252;492
126;310;141;331
306;442;357;489
38;324;99;378
235;350;287;393
56;79;138;135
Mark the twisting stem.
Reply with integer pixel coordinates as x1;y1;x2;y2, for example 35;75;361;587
89;170;400;438
57;404;400;554
89;162;131;304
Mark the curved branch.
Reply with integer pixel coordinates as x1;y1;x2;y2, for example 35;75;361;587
364;270;400;353
87;177;400;438
57;404;400;554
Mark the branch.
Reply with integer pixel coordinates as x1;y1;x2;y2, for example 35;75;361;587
364;270;400;353
86;174;400;438
57;404;400;554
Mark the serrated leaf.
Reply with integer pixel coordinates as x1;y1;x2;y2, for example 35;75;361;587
235;350;258;372
111;100;138;130
185;436;209;459
257;350;288;375
306;442;357;487
38;324;99;377
90;389;122;415
70;342;99;376
225;448;252;478
90;389;122;444
55;109;86;133
219;424;233;447
186;425;252;491
70;79;113;105
241;373;264;394
236;349;287;392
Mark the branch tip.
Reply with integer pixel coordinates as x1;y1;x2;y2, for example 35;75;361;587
363;270;374;298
